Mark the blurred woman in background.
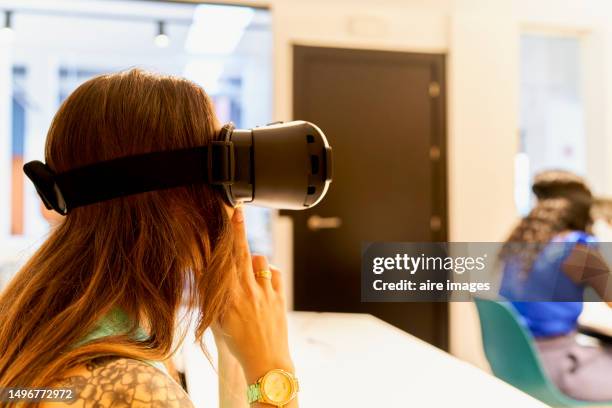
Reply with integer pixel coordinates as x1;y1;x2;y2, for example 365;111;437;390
500;170;612;402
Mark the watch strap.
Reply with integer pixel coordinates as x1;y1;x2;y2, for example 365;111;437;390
247;383;262;404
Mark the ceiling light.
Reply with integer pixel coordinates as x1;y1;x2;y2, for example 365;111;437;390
0;10;14;42
154;20;169;48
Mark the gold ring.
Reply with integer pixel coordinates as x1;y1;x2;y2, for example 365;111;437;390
254;270;272;280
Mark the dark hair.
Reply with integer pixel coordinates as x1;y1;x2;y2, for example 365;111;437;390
500;170;593;273
532;170;592;201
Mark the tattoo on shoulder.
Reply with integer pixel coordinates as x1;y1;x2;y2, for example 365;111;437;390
58;357;194;407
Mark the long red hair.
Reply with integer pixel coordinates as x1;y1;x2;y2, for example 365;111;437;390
0;69;235;389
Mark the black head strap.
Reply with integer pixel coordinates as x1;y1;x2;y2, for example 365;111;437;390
24;134;235;215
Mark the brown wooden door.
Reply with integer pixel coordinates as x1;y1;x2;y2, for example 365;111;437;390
289;45;448;349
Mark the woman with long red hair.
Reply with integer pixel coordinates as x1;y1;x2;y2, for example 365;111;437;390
0;69;298;407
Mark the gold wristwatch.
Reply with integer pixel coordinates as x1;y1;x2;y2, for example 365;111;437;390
247;368;299;407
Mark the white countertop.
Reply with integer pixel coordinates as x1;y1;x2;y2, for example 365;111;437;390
182;311;547;408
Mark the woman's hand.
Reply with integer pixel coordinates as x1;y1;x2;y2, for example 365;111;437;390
215;207;294;385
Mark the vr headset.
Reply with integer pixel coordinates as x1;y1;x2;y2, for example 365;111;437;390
23;121;333;215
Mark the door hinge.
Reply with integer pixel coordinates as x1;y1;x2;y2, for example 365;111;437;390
429;82;440;98
430;215;442;232
307;215;342;231
429;145;441;161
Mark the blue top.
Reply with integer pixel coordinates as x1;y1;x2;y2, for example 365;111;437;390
499;231;598;338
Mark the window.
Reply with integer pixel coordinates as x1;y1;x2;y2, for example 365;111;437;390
517;34;585;214
0;1;273;282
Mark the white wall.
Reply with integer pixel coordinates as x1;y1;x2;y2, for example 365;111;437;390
447;0;518;368
447;1;518;243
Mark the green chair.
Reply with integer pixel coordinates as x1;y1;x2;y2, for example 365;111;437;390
474;298;608;407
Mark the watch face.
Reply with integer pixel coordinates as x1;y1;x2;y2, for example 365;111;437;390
262;370;293;404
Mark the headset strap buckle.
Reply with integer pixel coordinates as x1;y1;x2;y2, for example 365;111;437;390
208;141;235;185
23;161;68;214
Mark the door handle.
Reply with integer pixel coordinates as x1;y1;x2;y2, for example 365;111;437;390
307;215;342;231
